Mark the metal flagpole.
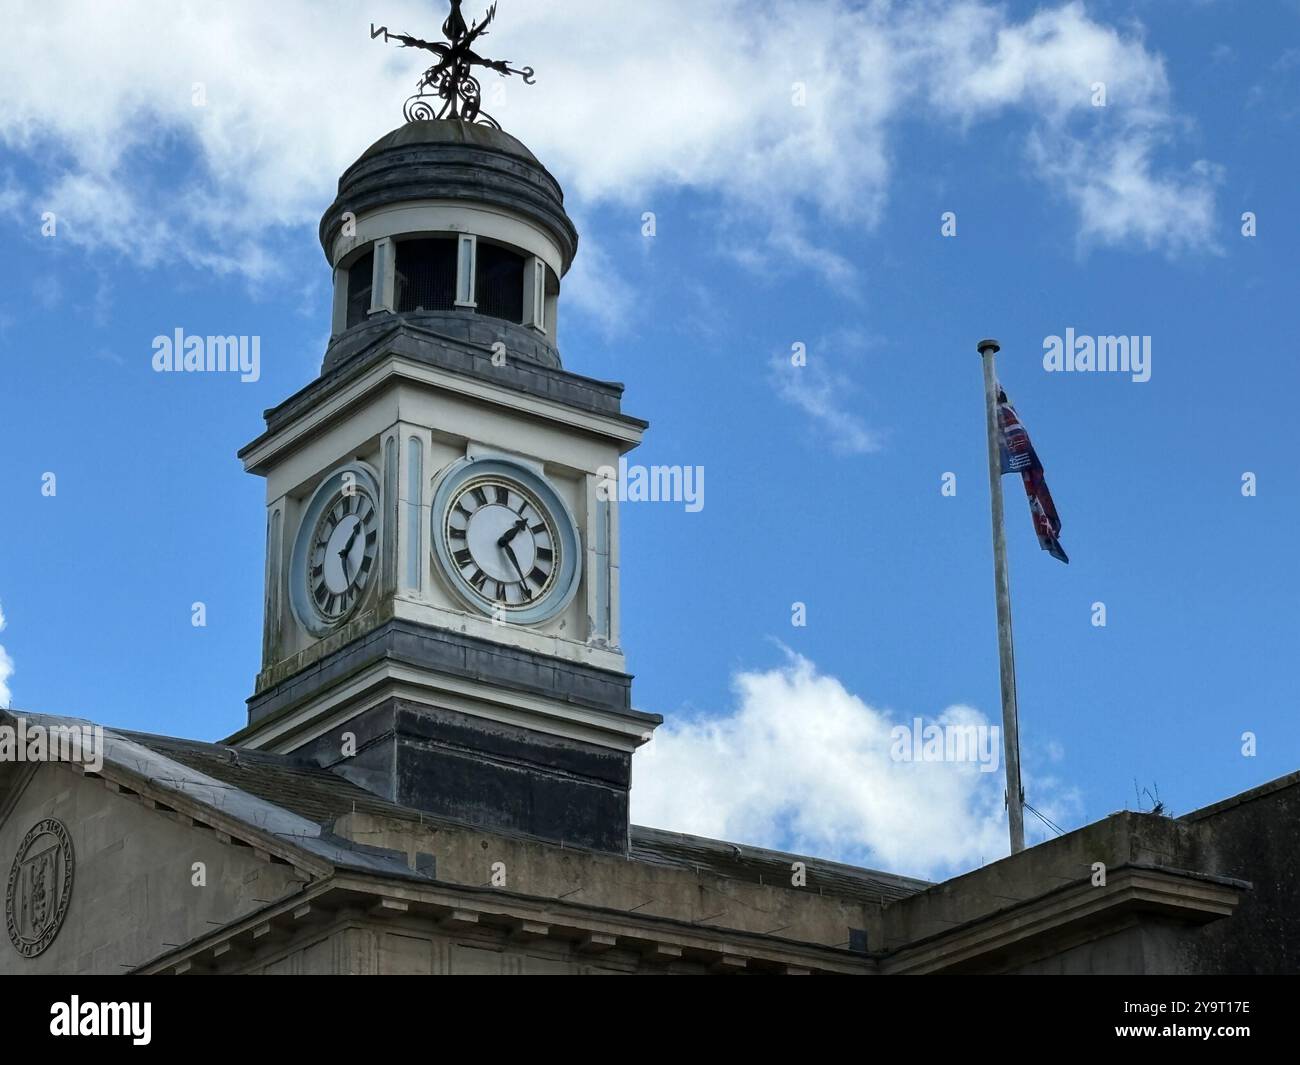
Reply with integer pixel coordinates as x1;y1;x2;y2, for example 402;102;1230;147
977;338;1025;854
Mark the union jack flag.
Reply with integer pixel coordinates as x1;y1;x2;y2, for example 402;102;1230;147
997;387;1068;564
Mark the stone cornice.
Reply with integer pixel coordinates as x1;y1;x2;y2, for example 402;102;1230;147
881;863;1248;974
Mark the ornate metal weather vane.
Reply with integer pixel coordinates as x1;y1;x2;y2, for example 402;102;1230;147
371;1;535;129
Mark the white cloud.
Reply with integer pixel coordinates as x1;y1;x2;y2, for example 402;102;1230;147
0;601;13;708
0;0;1219;304
915;1;1170;125
556;224;636;338
770;352;881;455
1029;133;1222;256
632;650;1070;878
900;1;1220;256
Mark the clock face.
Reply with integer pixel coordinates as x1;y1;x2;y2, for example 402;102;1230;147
308;489;378;621
442;477;558;610
432;457;582;624
288;463;383;636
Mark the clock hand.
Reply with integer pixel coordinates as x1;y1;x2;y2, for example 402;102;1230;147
497;517;528;547
501;540;528;585
339;520;363;557
338;520;363;584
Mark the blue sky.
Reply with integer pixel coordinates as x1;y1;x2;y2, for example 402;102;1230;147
1;0;1297;879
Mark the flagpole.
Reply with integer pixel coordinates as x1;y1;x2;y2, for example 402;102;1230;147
977;338;1026;855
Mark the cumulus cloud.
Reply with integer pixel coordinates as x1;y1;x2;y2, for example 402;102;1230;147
898;1;1223;257
1029;133;1221;256
555;223;636;338
0;601;13;708
631;650;1072;879
0;0;1219;300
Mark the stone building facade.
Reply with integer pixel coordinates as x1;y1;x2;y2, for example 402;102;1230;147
3;708;1298;974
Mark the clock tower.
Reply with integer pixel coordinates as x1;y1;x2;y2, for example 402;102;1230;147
227;15;658;852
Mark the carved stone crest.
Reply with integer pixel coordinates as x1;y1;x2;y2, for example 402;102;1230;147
5;818;75;958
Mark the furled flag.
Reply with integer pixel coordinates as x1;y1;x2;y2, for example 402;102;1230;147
997;387;1068;564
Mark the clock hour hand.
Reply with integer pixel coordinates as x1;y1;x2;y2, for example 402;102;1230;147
497;517;528;548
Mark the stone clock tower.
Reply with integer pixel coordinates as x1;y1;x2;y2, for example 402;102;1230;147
4;5;1294;979
227;115;658;853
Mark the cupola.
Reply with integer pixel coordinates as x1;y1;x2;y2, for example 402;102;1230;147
319;120;579;374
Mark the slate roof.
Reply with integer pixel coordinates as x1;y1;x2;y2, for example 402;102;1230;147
123;729;930;905
629;826;930;905
3;711;929;907
119;729;408;825
1;711;423;881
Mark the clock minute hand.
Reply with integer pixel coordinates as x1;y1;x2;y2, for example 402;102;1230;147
339;521;362;557
501;541;528;586
338;520;363;582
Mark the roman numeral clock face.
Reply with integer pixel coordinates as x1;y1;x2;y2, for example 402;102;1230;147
288;463;384;637
432;458;582;625
309;491;378;620
445;479;557;609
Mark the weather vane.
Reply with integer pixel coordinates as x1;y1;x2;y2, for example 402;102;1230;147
371;1;535;129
